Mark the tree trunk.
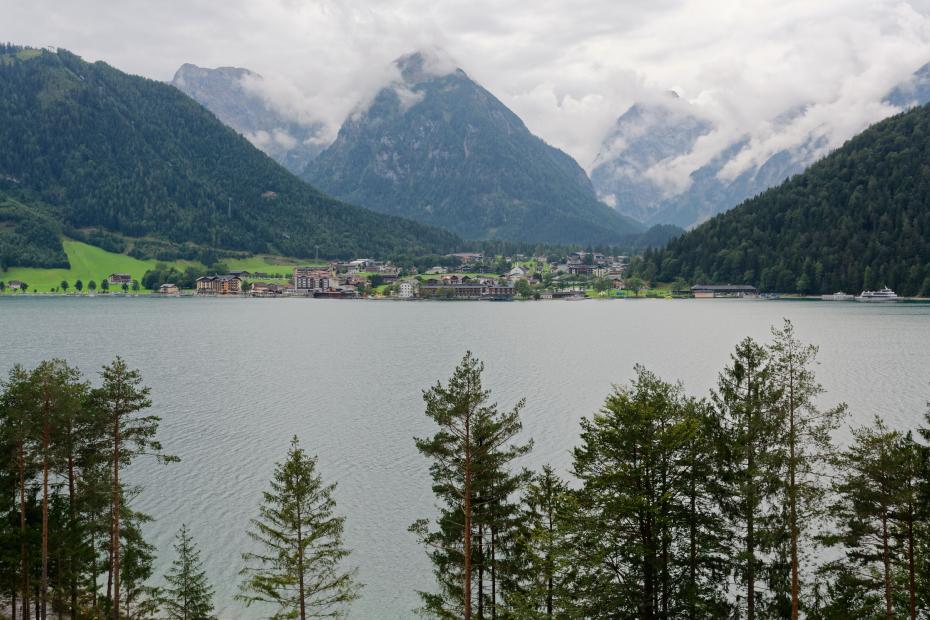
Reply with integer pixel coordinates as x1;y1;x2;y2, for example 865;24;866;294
68;451;78;620
788;378;799;620
463;417;473;620
477;526;484;620
907;507;916;620
41;424;49;620
296;501;306;620
546;507;554;617
747;448;755;620
881;508;892;620
112;415;121;620
19;444;29;620
91;526;99;612
746;376;756;620
490;527;496;620
689;472;697;620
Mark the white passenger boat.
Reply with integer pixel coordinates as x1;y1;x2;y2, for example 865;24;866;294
855;287;900;302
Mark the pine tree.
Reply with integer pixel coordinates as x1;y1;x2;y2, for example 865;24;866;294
568;366;729;618
410;351;531;619
91;357;174;620
25;359;86;620
161;524;215;620
711;337;785;619
507;465;573;618
817;417;916;619
238;436;360;619
916;409;930;615
768;319;847;619
0;365;35;619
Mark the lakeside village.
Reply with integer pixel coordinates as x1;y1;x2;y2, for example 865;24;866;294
160;251;645;301
3;249;906;301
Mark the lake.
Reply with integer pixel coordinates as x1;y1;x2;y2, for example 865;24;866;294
1;296;928;618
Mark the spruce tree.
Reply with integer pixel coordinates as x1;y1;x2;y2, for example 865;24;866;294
410;351;531;619
161;524;215;620
711;337;785;619
817;417;919;619
238;436;360;619
507;465;573;618
768;319;847;619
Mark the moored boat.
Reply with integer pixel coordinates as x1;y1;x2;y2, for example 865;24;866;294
821;292;855;301
855;287;899;302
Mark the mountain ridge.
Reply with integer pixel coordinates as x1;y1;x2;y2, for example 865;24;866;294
302;51;644;244
0;44;460;264
631;102;930;296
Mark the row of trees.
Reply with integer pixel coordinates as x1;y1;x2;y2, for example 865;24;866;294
3;323;927;619
0;358;178;619
0;358;360;620
56;280;140;294
412;322;930;618
0;280;142;294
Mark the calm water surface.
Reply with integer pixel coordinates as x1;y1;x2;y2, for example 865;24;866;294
1;297;928;618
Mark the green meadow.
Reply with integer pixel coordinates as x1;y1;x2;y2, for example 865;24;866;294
0;240;315;292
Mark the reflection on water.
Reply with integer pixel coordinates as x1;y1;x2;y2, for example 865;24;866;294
1;296;928;618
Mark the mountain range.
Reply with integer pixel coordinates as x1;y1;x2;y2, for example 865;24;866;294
304;53;644;244
633;100;930;296
174;53;647;245
175;52;930;236
591;62;930;229
0;45;459;270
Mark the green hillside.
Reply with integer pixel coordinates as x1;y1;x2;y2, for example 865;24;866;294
1;240;182;291
0;44;459;265
633;103;930;296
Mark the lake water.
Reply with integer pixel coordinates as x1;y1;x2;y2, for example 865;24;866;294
1;296;928;618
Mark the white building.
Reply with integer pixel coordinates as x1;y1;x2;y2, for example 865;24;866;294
398;281;417;299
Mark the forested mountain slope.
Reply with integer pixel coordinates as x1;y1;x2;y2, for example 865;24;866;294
634;103;930;296
171;63;325;175
0;45;459;263
305;52;643;244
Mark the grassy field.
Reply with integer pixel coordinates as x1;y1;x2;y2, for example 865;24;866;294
225;255;322;275
0;240;316;292
0;240;177;292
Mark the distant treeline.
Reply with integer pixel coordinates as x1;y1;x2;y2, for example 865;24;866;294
2;320;927;619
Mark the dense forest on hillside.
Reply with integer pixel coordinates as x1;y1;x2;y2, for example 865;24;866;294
0;193;67;270
0;45;460;262
632;103;930;295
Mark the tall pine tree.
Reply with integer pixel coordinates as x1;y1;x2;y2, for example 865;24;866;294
768;319;847;618
411;351;531;619
712;337;785;619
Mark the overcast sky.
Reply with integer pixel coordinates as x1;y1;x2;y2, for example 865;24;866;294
6;0;930;175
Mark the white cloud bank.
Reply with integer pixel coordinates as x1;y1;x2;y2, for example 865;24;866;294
4;0;930;180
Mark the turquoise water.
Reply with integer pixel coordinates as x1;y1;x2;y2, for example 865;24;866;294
1;297;928;618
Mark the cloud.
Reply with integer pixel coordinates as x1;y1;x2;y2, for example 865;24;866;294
4;0;930;180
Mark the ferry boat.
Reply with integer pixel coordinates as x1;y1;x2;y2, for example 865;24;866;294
855;287;900;302
821;292;855;301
